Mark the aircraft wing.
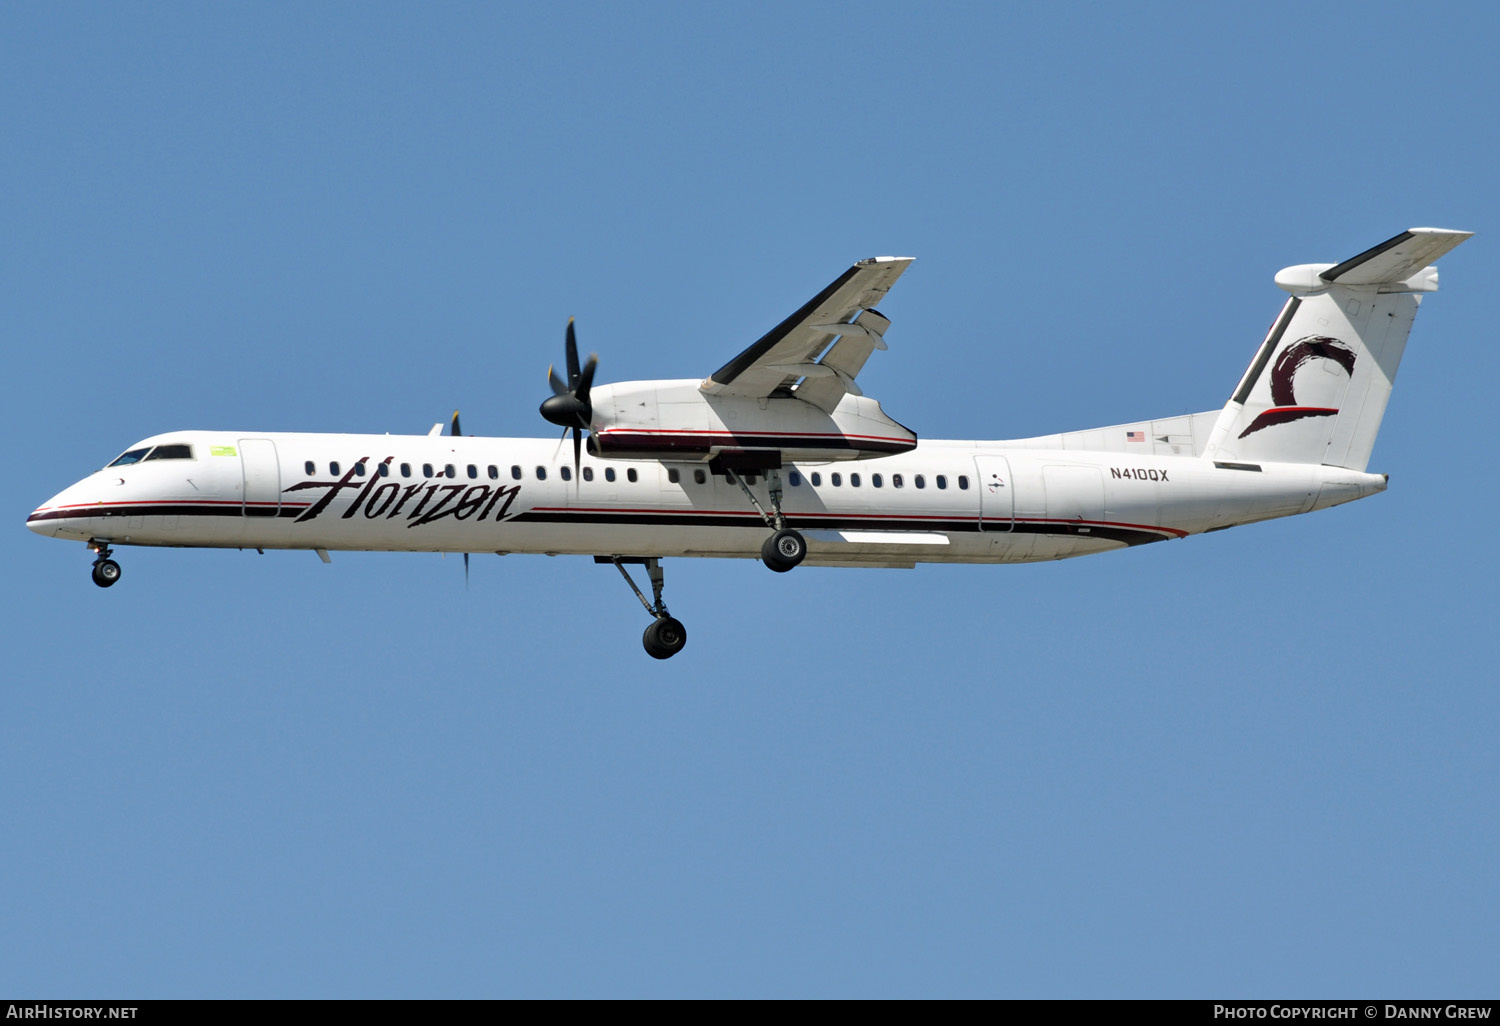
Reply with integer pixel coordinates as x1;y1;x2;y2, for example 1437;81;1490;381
701;256;913;413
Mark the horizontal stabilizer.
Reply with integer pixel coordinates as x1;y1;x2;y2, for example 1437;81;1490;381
1320;227;1472;286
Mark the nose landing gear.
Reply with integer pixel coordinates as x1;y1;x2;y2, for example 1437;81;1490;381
88;541;121;588
601;556;687;660
642;614;687;661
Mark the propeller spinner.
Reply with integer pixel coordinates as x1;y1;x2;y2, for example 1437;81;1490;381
539;318;597;474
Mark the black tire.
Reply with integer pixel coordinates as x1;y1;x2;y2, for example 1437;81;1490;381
760;529;806;573
642;616;687;660
91;559;121;588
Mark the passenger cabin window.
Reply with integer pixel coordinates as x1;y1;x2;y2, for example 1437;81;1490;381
304;461;315;476
444;464;456;479
143;444;193;461
354;462;366;477
693;469;706;484
400;463;411;478
667;468;680;484
936;475;947;489
107;447;152;467
561;466;572;481
627;468;638;483
831;472;842;486
488;465;498;480
511;465;522;480
605;468;616;482
423;463;434;478
467;464;478;479
787;470;802;486
583;467;594;482
893;474;904;488
377;462;389;477
850;473;860;487
330;461;341;476
872;474;883;488
958;475;970;490
811;472;822;486
535;466;547;480
914;474;925;489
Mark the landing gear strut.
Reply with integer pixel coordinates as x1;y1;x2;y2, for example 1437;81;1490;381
88;541;121;588
726;467;807;573
602;556;687;660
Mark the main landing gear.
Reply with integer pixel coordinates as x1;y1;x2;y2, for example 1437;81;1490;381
761;529;807;573
725;467;807;573
602;556;688;660
88;541;121;588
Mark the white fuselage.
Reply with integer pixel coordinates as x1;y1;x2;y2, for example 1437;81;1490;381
27;429;1388;567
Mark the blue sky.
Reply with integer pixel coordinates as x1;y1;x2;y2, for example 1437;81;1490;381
4;2;1498;998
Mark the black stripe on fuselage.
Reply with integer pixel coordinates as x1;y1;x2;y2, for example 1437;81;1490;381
27;503;306;524
30;503;1177;548
510;509;1174;546
510;509;981;532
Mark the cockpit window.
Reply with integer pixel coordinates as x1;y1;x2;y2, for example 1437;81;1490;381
143;443;194;461
107;447;152;467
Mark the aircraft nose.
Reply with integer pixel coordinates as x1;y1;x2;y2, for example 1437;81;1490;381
27;505;61;536
27;485;81;537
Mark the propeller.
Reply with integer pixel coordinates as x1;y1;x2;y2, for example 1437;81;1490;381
539;318;597;477
451;409;469;588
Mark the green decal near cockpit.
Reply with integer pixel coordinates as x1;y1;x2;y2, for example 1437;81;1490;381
211;446;237;457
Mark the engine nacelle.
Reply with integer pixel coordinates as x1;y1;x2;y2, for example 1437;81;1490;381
586;380;916;463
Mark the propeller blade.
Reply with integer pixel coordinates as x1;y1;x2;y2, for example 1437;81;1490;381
463;552;470;590
565;318;580;385
576;354;598;407
450;409;462;437
541;319;597;451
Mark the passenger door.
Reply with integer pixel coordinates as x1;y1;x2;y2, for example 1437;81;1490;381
974;455;1013;532
239;438;281;517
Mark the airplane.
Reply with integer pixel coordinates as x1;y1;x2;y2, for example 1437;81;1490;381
27;227;1471;659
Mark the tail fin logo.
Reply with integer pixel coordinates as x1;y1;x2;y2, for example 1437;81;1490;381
1238;335;1356;438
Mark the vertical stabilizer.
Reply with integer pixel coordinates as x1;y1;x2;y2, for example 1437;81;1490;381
1204;228;1470;470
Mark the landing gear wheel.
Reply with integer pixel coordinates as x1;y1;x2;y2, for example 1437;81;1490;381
606;557;686;661
91;559;121;588
643;616;687;660
761;529;807;573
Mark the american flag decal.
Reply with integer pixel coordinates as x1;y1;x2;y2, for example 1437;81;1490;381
1126;431;1145;442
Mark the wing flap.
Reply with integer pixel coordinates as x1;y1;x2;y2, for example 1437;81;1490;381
704;257;912;407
